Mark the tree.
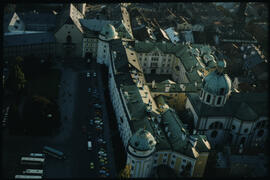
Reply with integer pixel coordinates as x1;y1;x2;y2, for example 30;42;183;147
15;56;24;67
22;95;60;135
6;63;27;94
119;164;132;178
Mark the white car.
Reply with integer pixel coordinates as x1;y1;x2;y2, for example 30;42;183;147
93;72;97;77
86;72;90;77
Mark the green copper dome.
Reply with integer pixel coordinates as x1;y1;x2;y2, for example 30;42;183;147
100;23;118;40
129;128;156;151
202;70;231;95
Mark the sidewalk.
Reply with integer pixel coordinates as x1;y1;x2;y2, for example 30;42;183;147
97;64;117;178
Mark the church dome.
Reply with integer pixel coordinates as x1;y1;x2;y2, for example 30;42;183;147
100;23;118;40
129;128;156;151
202;70;232;96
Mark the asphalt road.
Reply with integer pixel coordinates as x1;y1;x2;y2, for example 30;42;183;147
1;58;117;178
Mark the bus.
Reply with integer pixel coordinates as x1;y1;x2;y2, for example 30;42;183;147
23;169;43;175
20;157;45;165
43;146;66;159
88;141;92;150
15;175;42;179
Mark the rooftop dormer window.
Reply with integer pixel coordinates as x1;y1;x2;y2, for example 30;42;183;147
219;88;225;95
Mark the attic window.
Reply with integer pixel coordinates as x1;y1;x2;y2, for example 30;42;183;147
219;88;225;95
16;20;20;24
149;140;153;145
217;97;222;105
14;25;18;29
105;31;109;35
206;94;211;103
135;141;139;147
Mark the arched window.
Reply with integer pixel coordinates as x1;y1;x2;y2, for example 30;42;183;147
219;88;225;95
211;130;218;138
206;94;211;103
240;137;246;144
66;35;72;43
216;97;222;105
257;129;264;137
209;122;223;129
200;90;203;98
228;133;233;144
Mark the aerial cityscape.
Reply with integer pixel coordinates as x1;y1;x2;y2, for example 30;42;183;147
2;2;269;178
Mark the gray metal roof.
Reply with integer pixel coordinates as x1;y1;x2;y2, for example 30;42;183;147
4;32;56;47
18;12;57;26
129;128;156;151
79;19;114;32
202;70;232;95
187;92;268;120
3;13;14;33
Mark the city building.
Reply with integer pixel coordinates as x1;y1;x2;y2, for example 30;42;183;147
3;32;56;60
106;39;211;177
133;41;217;84
80;19;115;58
54;4;84;58
185;60;268;149
4;12;25;33
18;11;57;31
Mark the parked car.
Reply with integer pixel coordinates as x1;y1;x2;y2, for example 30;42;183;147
90;162;94;169
99;170;106;174
96;126;103;131
94;104;101;108
86;72;90;78
89;119;94;125
93;72;97;77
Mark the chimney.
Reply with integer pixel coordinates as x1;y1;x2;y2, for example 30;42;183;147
152;80;156;89
165;84;170;92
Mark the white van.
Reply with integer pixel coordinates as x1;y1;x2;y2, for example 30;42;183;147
88;141;92;150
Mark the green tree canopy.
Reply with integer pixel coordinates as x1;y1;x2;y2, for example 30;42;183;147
119;164;131;178
6;63;27;93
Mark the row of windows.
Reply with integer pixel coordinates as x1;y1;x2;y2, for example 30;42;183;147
139;53;172;57
200;90;224;105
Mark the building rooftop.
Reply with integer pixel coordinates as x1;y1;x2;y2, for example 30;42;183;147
18;11;57;30
79;19;115;32
187;92;268;119
3;32;56;47
110;39;210;158
129;128;157;151
55;4;84;33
